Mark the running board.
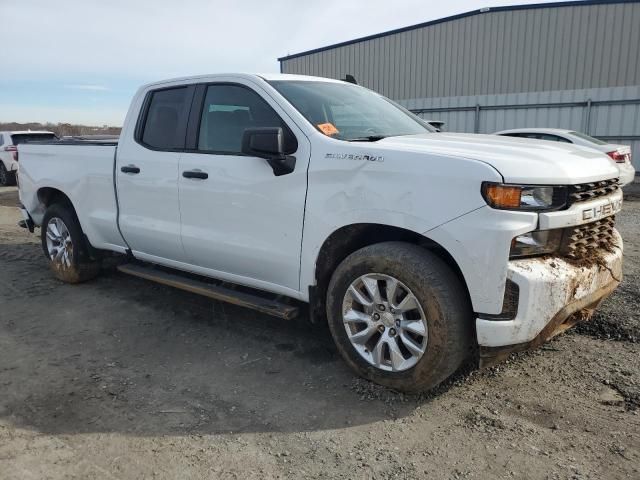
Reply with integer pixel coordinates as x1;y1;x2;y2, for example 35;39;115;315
117;263;299;320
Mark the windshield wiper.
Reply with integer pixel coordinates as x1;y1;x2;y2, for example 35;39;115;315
347;135;387;142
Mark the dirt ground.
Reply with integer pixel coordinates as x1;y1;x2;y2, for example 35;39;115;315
1;185;639;480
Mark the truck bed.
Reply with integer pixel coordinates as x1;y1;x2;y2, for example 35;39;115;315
18;141;127;253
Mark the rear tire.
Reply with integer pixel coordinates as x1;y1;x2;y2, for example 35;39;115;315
326;242;473;393
0;163;16;186
41;203;100;283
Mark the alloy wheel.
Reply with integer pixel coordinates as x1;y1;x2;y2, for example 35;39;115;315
342;273;428;372
45;217;74;269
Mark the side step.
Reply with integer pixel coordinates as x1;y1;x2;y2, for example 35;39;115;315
117;263;299;320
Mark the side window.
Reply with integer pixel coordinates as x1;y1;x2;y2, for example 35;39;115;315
140;87;190;150
0;134;4;146
197;84;297;154
543;134;571;143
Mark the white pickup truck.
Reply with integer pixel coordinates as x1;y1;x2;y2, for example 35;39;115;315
18;73;623;392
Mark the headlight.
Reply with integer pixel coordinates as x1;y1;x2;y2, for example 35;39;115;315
510;229;563;258
482;183;567;211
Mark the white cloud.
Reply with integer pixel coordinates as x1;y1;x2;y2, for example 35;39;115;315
64;84;110;91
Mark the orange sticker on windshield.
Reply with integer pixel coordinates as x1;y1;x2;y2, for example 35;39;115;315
317;122;339;136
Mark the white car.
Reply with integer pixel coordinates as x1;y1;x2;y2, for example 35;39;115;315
495;128;635;186
17;74;623;392
0;131;56;186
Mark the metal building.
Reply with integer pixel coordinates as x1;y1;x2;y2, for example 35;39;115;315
279;0;640;169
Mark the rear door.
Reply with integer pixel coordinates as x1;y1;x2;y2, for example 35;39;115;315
177;80;310;292
116;85;194;263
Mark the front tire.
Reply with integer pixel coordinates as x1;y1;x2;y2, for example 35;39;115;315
41;203;100;283
326;242;473;393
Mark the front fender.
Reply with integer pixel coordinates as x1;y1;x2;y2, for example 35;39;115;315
299;148;502;295
426;206;538;314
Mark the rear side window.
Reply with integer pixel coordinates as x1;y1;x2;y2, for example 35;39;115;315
520;133;571;143
197;84;297;155
501;132;568;143
11;133;56;144
140;87;191;150
542;134;571;143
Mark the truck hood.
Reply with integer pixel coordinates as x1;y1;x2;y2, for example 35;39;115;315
376;132;620;184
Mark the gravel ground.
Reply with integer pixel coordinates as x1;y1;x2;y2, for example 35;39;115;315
1;184;639;479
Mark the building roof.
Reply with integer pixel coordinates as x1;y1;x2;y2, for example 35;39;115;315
278;0;639;62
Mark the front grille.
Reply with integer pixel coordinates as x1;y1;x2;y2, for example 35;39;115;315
567;179;619;206
560;216;617;260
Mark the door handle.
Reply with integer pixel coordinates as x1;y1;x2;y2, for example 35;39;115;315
121;165;141;174
182;170;208;180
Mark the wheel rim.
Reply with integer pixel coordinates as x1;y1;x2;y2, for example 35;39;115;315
342;273;428;372
45;217;73;269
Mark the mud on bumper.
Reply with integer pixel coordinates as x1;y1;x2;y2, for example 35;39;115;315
476;230;623;367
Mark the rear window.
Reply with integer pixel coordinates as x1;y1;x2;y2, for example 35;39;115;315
11;133;56;145
568;131;608;145
502;132;570;143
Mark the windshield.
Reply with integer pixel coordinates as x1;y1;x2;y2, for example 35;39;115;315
268;80;432;141
11;133;56;145
569;131;608;145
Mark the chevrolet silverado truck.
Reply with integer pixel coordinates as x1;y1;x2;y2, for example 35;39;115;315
18;74;623;392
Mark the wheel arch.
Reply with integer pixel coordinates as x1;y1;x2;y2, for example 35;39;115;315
37;187;102;260
308;223;471;323
37;186;74;209
31;186;77;223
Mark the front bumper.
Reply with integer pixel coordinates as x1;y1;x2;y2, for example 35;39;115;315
477;229;622;366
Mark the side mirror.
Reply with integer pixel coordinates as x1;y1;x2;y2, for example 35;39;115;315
241;127;296;176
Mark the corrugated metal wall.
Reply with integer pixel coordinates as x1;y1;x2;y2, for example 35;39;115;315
280;1;640;99
399;85;640;167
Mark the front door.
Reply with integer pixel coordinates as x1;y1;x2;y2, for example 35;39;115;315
178;81;310;293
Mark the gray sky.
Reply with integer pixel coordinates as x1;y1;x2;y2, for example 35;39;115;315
0;0;563;125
